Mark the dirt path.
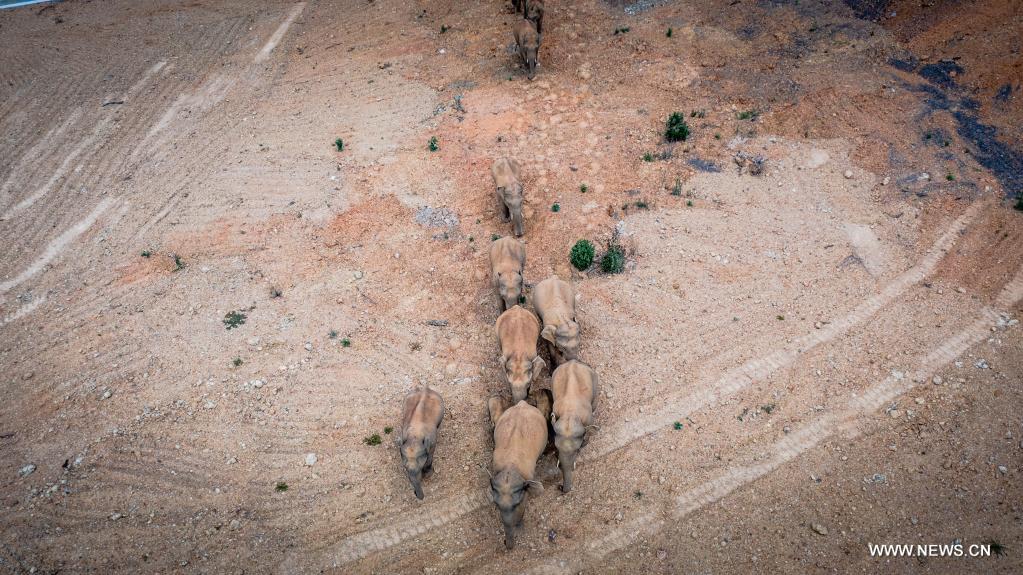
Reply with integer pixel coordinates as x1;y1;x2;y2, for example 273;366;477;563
1;0;1020;574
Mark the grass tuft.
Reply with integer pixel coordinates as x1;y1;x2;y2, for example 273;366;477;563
363;434;382;446
551;203;561;213
341;338;351;348
428;136;439;152
275;481;288;492
384;426;394;434
232;357;243;367
601;240;626;274
334;138;344;151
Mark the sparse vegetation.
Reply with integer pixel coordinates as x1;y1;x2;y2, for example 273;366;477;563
173;254;185;271
440;24;449;33
491;233;501;241
664;112;690;142
223;311;247;330
760;403;776;414
334;138;344;151
1016;196;1023;211
633;490;643;499
687;199;694;207
270;286;283;298
570;239;595;271
737;407;750;422
428;136;439;152
642;152;654;162
776;314;785;320
140;250;151;258
580;183;588;193
737;109;760;121
232;357;243;367
613;26;630;35
714;133;722;140
673;421;683;430
275;481;289;492
634;200;649;209
690;110;705;118
518;294;526;304
329;330;338;339
601;241;626;274
671;179;682;196
551;203;561;212
946;172;955;181
341;338;351;348
384;426;394;434
363;434;382;446
666;28;672;38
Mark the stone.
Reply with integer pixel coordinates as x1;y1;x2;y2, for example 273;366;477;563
811;523;828;535
18;464;36;477
843;170;853;179
305;453;318;466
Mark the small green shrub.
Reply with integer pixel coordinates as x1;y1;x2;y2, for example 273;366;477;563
570;239;595;271
232;357;243;367
363;434;382;446
140;250;151;258
270;286;283;298
173;254;185;271
334;138;344;151
601;243;626;274
673;421;683;430
664;112;690;142
686;199;693;207
737;110;759;121
551;203;560;213
428;137;439;152
672;179;682;196
613;26;630;35
634;200;649;209
580;184;588;193
275;481;289;492
946;173;955;181
642;153;654;162
223;311;246;330
690;110;705;118
384;426;394;434
341;338;351;348
329;330;338;339
666;28;672;38
760;403;776;414
491;233;501;241
440;24;449;33
1015;196;1023;211
714;133;722;140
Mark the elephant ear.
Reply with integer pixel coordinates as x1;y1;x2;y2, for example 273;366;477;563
540;324;556;343
526;480;544;494
531;355;546;378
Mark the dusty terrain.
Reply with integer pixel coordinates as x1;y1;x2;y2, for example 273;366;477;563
1;0;1021;573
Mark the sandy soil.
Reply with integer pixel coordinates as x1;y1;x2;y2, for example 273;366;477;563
0;0;1021;573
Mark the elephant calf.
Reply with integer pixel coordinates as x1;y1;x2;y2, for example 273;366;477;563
525;0;544;34
551;360;598;492
488;396;547;549
396;387;444;499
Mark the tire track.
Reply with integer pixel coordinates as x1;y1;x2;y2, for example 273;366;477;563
254;3;307;63
0;197;115;294
282;202;986;569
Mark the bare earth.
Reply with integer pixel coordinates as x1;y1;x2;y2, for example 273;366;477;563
1;0;1021;573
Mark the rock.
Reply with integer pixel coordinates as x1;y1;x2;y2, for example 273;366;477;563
22;372;34;381
102;390;112;400
577;63;592;80
932;376;943;385
843;170;853;179
230;519;241;530
915;397;925;405
997;465;1007;474
247;337;261;346
956;286;966;294
110;513;123;521
251;379;265;389
18;464;36;477
305;453;318;466
882;176;890;185
975;359;989;369
304;342;313;351
353;271;364;279
811;523;828;535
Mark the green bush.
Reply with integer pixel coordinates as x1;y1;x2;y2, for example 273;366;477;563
601;243;626;274
665;112;689;142
570;239;595;271
334;138;344;151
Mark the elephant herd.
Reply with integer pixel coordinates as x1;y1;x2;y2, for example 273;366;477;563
396;0;595;550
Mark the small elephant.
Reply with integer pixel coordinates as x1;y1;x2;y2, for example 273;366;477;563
396;386;444;499
525;0;544;34
512;18;541;80
532;276;580;364
491;157;525;236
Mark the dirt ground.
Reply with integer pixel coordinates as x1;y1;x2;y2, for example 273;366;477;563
1;0;1021;573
